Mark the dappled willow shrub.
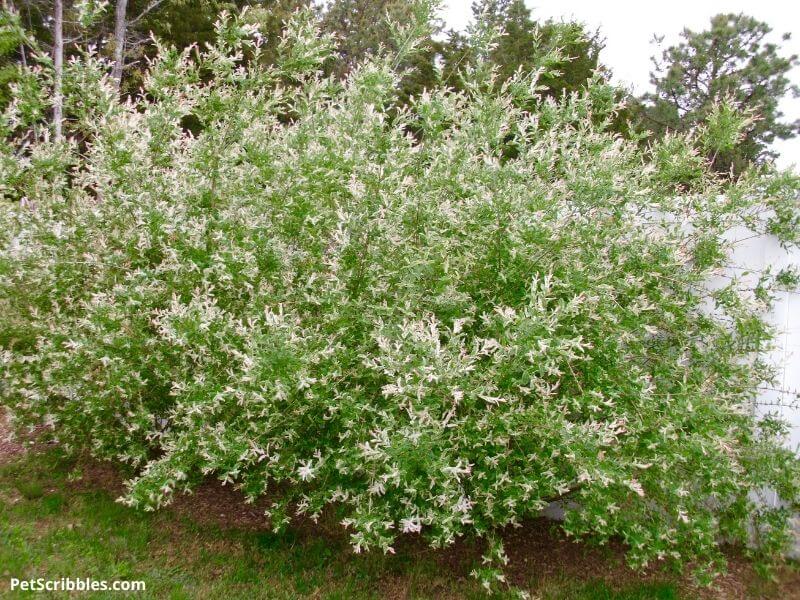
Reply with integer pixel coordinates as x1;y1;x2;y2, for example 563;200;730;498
1;2;799;590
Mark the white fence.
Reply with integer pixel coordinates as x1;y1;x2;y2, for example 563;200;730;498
723;231;800;556
724;233;800;452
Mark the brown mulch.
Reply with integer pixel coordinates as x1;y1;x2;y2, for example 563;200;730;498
0;409;25;464
65;456;800;600
2;419;797;599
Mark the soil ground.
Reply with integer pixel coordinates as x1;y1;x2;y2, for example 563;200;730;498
1;411;798;599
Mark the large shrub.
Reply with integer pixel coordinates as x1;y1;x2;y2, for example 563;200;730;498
1;3;799;589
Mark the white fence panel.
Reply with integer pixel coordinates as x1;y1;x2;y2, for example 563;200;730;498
726;231;800;556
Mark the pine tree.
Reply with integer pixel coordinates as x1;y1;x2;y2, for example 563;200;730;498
639;13;800;175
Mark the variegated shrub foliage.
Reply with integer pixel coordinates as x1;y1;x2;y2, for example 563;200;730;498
1;3;799;589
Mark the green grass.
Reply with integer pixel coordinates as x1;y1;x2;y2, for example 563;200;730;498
0;450;684;599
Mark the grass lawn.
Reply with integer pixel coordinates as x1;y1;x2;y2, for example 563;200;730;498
0;449;794;599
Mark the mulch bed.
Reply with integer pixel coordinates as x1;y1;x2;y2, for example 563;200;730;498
2;410;798;599
0;411;25;464
70;457;800;599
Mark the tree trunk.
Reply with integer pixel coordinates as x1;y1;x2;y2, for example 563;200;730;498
53;0;63;141
111;0;128;89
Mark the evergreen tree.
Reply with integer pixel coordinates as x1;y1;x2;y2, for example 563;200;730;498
639;13;800;176
321;0;440;105
241;0;316;66
442;0;604;99
0;6;31;111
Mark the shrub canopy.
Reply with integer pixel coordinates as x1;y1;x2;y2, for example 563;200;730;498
1;3;799;588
